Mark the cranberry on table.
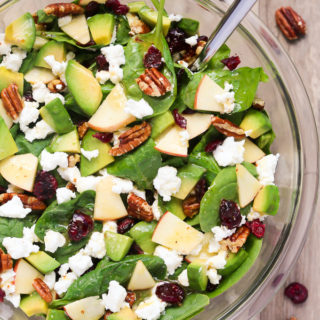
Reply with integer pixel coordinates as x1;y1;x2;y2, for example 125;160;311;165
156;283;185;305
96;54;109;71
33;171;58;201
105;0;129;15
221;55;241;71
117;217;136;234
172;109;187;129
219;199;242;229
284;282;308;304
246;219;265;238
93;132;113;143
68;211;94;242
205;140;223;153
85;1;100;17
144;45;163;69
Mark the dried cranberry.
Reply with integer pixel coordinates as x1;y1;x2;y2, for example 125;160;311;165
156;283;185;305
129;242;144;255
105;0;129;15
117;217;136;234
172;109;187;129
93;132;113;143
33;171;58;201
195;178;207;202
198;35;209;42
247;219;265;238
23;91;35;102
0;288;5;302
219;199;241;229
143;45;163;69
145;190;155;206
284;282;308;304
0;186;6;194
176;68;186;85
182;108;196;115
167;28;188;54
85;1;100;17
77;39;96;47
206;282;218;292
221;55;241;71
96;54;109;71
68;211;94;242
205;140;223;153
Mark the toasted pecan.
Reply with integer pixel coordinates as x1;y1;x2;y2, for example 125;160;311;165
125;291;136;307
212;116;245;139
183;195;200;218
44;3;84;17
1;84;24;120
32;278;52;303
252;98;265;110
220;226;250;253
0;193;46;211
127;13;150;35
77;121;89;140
127;192;154;222
47;79;66;93
0;250;13;273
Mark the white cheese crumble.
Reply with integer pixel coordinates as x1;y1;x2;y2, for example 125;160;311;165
168;13;183;22
58;263;70;277
44;55;68;83
2;236;39;259
44;230;66;253
81;148;99;161
84;232;106;259
56;187;76;204
54;272;77;295
213;137;245;167
68;250;93;277
247;207;267;221
58;15;72;27
153;166;181;201
0;33;12;55
178;269;189;287
154;246;183;275
256;153;280;186
44;272;56;290
96;70;110;84
152;195;162;221
124;98;154;119
112;176;134;194
32;82;65;105
211;225;236;242
215;81;235;114
179;129;189;147
132;187;146;199
15;101;40;132
207;268;222;285
208;235;221;254
23;225;40;243
24;119;55;142
0;47;27;72
0;269;20;307
240;214;247;226
0;195;31;219
135;294;167;320
40;149;69;171
185;34;198;47
102;280;128;313
109;64;123;84
103;220;118;234
206;250;228;270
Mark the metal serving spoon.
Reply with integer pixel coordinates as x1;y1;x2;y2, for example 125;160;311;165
191;0;258;71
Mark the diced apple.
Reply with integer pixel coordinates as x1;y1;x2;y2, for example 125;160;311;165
25;67;56;85
184;113;212;139
152;211;204;255
155;125;188;157
194;75;224;112
14;259;43;294
60;15;90;45
236;164;261;208
243;138;265;163
94;176;128;221
88;84;136;132
127;260;155;291
0;153;38;192
64;296;105;320
0;99;13;128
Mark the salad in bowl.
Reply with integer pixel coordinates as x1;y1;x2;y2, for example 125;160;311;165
0;0;280;319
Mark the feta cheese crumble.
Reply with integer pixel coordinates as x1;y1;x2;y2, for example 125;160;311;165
112;177;134;194
84;232;106;259
15;101;40;132
211;225;236;242
1;47;27;72
185;35;198;47
169;13;183;22
256;153;280;186
206;250;228;270
44;55;68;83
178;269;189;287
44;272;56;290
68;250;93;277
102;280;128;313
95;70;110;84
152;195;162;220
0;33;12;56
247;207;267;221
56;187;76;204
0;269;20;307
32;82;65;105
215;81;235;114
40;149;69;171
44;230;66;253
81;148;99;161
135;294;167;320
124;98;154;119
154;246;183;275
103;220;118;234
153;166;181;201
0;195;31;219
24;119;55;142
207;268;222;285
54;272;77;295
58;263;70;277
2;236;39;259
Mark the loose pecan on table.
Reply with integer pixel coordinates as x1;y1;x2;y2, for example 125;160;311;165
220;226;250;253
0;249;13;273
47;79;66;93
109;122;151;156
182;195;200;218
1;84;24;120
0;193;46;211
44;3;84;17
77;121;89;140
136;68;171;97
127;13;150;35
275;7;306;40
127;192;154;222
32;278;53;303
212;116;245;139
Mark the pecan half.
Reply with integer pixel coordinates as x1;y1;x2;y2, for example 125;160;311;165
77;121;89;140
136;68;171;97
182;40;207;66
252;98;265;110
32;278;52;303
212;116;245;139
110;122;151;156
275;7;306;40
1;84;24;120
0;250;13;273
44;3;84;17
220;226;250;253
47;79;66;93
127;192;154;222
68;154;81;168
66;182;76;192
127;13;150;35
125;291;136;307
0;193;46;211
183;195;200;218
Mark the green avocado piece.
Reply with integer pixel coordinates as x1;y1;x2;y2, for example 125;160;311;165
0;116;18;161
158;197;185;220
138;6;171;35
66;60;103;116
5;12;36;51
129;221;157;254
174;164;206;200
34;41;66;69
46;309;69;320
218;249;248;277
187;262;208;291
105;231;133;261
33;36;49;50
40;98;74;134
80;129;114;177
25;251;60;274
253;185;280;215
50;129;81;153
20;292;48;317
0;67;24;95
176;18;199;36
87;13;115;45
128;1;146;13
239;109;272;139
108;307;138;320
150;111;175;139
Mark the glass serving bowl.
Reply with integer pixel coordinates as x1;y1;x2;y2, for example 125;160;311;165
0;0;318;319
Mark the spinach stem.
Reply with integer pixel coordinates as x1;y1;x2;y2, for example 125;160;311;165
151;0;168;16
155;0;166;47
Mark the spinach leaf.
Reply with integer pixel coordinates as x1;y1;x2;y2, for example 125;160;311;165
9;124;19;139
199;167;238;232
107;139;162;189
37;10;56;24
160;293;210;320
168;261;188;280
256;130;276;154
51;255;167;306
15;133;53;157
35;191;95;240
207;44;231;70
19;50;38;74
116;16;131;45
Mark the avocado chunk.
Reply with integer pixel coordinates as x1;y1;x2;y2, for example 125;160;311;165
25;251;60;274
138;6;171;35
50;129;81;153
108;307;138;320
253;185;280;215
47;309;69;320
218;249;248;276
129;221;157;254
80;129;114;176
0;116;18;161
0;67;24;95
40;98;74;134
150;111;175;139
33;36;49;50
34;41;66;69
187;262;208;291
174;164;206;200
20;292;48;317
177;18;199;36
105;231;133;261
128;1;146;13
158;197;186;220
66;60;103;116
5;12;36;51
87;13;115;45
239;109;272;139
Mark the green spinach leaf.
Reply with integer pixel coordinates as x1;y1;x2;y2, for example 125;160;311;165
191;126;222;154
256;130;276;154
19;50;38;74
37;10;56;24
116;16;131;45
207;44;231;70
15;133;53;157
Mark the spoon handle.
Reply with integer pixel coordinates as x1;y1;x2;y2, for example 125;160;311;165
191;0;257;71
